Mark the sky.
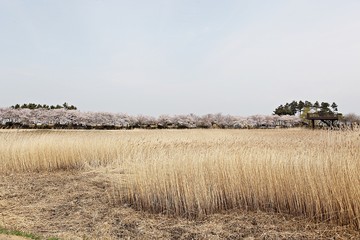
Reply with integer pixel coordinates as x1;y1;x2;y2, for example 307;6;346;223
1;0;359;116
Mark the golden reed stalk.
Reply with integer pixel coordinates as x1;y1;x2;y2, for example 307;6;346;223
1;129;359;229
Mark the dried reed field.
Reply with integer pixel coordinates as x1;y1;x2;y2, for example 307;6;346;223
1;129;360;239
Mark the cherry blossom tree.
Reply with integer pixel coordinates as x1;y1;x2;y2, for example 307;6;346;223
0;107;302;129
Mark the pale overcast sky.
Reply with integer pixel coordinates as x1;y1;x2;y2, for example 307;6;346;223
1;0;359;116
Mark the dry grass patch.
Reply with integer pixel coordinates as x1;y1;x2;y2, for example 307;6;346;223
1;171;360;239
119;129;360;229
1;129;360;235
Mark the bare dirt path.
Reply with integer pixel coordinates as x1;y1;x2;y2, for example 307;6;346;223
1;171;359;239
0;235;28;240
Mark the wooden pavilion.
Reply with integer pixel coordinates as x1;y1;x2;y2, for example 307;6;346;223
306;113;342;129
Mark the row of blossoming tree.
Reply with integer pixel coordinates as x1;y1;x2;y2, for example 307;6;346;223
0;108;302;129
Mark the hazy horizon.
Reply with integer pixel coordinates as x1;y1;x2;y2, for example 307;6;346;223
1;1;359;116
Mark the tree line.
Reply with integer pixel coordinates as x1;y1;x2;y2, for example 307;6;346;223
11;102;77;110
1;102;357;130
273;100;339;116
0;108;301;130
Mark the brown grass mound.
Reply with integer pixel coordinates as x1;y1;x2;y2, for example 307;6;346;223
1;171;359;239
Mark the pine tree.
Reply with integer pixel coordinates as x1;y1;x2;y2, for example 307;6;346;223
297;100;305;115
313;101;320;112
331;102;338;113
